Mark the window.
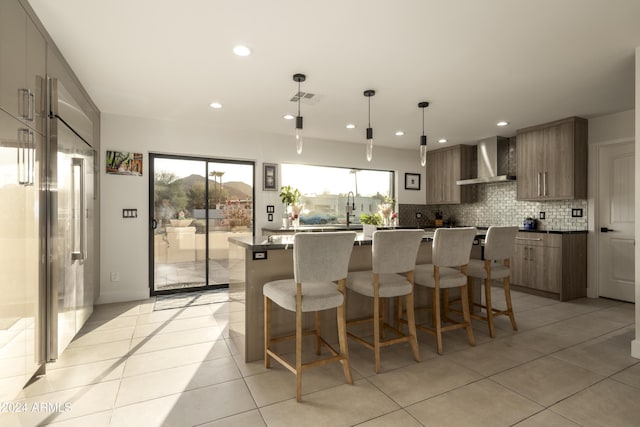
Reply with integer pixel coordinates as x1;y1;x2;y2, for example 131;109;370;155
280;164;394;225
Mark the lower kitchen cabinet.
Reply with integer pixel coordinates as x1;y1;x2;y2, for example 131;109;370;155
511;232;586;301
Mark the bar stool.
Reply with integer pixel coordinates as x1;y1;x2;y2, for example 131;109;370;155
346;229;424;373
413;227;477;354
467;226;519;338
263;231;356;402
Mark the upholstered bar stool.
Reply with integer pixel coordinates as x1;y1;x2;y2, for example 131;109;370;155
413;227;477;355
346;229;424;373
467;226;519;338
263;231;356;402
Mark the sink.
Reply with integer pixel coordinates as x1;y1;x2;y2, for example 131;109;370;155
169;219;193;227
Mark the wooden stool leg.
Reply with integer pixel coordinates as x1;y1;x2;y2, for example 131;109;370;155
336;279;353;384
373;293;381;373
504;276;518;331
431;287;437;328
380;298;387;339
264;296;271;368
396;296;403;331
315;311;321;355
295;287;303;402
433;267;443;355
468;276;475;313
443;288;450;323
460;282;476;347
405;290;421;362
484;276;495;338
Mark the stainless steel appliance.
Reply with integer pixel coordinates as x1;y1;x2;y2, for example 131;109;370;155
47;79;95;360
456;136;516;185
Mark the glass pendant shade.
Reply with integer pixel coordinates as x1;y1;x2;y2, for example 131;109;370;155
295;116;303;154
418;101;429;166
293;73;306;155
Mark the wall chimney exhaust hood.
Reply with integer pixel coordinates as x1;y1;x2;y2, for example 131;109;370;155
456;136;516;185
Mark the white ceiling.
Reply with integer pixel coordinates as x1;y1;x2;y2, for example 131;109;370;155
28;0;640;151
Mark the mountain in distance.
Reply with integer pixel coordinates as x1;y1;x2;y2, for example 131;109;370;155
175;174;252;200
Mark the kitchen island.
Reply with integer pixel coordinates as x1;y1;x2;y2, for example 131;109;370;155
228;232;440;362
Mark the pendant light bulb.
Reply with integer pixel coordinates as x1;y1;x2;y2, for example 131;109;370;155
293;73;306;155
364;90;376;162
295;116;303;154
418;101;429;166
366;128;373;162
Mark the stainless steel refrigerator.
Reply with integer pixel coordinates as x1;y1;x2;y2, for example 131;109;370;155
47;78;95;360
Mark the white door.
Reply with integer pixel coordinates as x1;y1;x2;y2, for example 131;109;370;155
598;142;635;302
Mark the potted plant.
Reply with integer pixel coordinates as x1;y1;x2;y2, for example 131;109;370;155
360;213;383;238
279;185;302;228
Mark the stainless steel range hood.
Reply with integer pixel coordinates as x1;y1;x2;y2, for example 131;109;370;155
456;136;516;185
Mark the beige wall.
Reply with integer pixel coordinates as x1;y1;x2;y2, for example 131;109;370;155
98;114;427;303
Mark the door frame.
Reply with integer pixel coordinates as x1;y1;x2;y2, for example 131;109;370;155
148;152;255;296
587;137;635;298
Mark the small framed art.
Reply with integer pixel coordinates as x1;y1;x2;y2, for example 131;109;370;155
404;173;421;190
263;163;278;191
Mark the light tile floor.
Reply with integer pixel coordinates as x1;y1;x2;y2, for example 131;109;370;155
2;288;638;427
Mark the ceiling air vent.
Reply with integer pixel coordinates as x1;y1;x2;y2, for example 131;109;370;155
290;91;320;105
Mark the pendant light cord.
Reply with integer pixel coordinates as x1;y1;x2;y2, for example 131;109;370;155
368;97;371;128
422;107;425;136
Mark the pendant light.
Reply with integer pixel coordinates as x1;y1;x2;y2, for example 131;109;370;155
418;101;429;166
364;89;375;162
293;73;306;154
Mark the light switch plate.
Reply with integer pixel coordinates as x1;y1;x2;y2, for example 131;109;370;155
571;208;583;217
539;211;545;220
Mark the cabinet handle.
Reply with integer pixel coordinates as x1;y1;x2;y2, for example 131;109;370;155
28;92;35;121
543;171;548;196
537;172;542;196
523;246;528;261
19;89;34;121
516;237;542;241
28;131;35;186
17;129;30;185
528;247;534;262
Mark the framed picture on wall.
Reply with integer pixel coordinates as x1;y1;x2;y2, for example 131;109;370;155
263;163;278;190
404;173;421;190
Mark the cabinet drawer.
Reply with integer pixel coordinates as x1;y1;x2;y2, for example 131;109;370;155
515;232;561;247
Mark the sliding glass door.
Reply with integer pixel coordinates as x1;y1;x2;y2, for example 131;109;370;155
150;154;254;294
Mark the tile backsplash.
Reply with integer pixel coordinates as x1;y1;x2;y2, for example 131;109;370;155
399;181;587;231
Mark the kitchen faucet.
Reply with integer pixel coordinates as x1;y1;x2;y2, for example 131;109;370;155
346;191;356;228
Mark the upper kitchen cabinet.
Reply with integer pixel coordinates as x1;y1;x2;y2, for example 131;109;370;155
0;0;46;135
426;144;476;205
516;117;587;201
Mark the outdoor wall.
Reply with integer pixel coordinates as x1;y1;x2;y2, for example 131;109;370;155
99;114;426;303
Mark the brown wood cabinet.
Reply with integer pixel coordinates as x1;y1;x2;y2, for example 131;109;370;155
516;117;587;201
426;145;476;205
511;232;586;301
0;0;46;135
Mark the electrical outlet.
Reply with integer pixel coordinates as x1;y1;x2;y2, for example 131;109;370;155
571;208;583;217
539;211;545;220
415;212;423;219
110;272;120;282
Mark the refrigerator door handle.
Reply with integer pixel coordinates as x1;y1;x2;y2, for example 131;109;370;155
17;128;30;185
71;157;86;261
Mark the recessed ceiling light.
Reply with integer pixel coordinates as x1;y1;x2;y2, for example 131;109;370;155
497;121;509;127
438;138;447;143
395;131;405;136
283;114;294;120
233;45;252;57
209;102;223;109
346;123;356;129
